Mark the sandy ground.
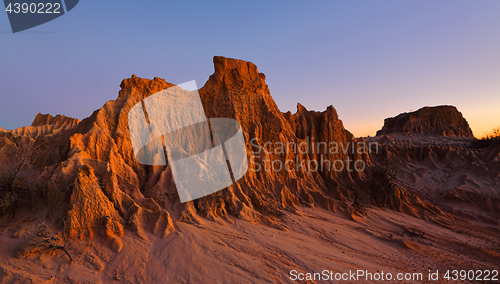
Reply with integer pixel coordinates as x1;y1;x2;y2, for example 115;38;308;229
0;204;498;283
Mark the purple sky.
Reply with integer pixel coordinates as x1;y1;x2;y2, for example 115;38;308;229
1;0;499;137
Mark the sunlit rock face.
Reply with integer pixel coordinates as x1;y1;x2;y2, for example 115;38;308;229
4;56;478;243
1;57;498;284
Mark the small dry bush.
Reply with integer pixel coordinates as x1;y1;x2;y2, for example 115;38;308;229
16;223;72;262
470;126;500;148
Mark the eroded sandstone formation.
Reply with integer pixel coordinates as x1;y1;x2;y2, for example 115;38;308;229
0;57;447;248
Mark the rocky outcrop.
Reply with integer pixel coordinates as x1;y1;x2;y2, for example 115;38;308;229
0;57;433;246
196;56;376;223
367;134;500;223
31;113;80;128
376;106;474;137
0;113;80;137
65;165;124;252
2;57;499;284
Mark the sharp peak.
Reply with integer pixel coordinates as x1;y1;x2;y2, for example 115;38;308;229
295;103;338;116
118;56;266;96
296;103;307;112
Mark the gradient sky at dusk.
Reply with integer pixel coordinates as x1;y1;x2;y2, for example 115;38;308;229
1;0;499;137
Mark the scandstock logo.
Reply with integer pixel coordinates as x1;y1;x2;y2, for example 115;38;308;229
127;81;249;203
4;0;79;33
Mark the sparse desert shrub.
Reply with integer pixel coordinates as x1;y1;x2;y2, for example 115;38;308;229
469;126;500;148
0;138;48;213
0;174;36;213
0;149;36;213
16;223;72;262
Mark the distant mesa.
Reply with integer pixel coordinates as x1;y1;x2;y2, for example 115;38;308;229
376;105;474;138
